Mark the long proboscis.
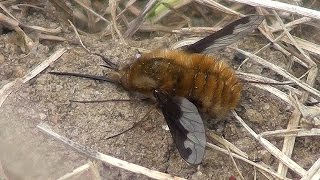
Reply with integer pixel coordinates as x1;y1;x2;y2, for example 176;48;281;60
49;72;118;84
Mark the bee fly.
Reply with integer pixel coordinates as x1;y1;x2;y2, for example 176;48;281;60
50;15;264;165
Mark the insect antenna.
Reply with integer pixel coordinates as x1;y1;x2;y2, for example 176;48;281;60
69;99;136;103
92;53;119;70
49;71;118;84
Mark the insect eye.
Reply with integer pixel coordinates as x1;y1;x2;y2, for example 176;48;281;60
135;53;141;59
135;49;142;59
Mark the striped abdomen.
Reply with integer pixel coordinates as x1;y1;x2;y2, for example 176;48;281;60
120;49;242;118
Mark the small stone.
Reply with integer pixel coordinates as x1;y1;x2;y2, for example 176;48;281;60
39;113;47;120
246;109;264;123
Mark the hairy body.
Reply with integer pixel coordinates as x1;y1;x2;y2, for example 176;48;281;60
120;49;242;118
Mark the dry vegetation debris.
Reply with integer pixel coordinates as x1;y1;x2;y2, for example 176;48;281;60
0;0;320;179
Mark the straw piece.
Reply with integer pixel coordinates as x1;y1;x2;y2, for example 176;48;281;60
234;48;320;99
281;36;320;56
124;0;158;37
109;0;126;44
277;108;301;177
207;131;248;158
0;80;21;107
37;123;186;180
147;0;192;23
260;128;320;137
57;161;101;180
270;17;311;33
301;158;320;180
22;48;67;83
72;0;110;24
206;143;289;180
195;0;241;16
228;0;320;20
232;111;307;176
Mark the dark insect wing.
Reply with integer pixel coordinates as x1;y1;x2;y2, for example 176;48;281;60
184;15;264;53
154;90;206;165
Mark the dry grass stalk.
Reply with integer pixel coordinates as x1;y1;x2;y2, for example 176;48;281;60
38;34;67;42
207;131;248;158
251;83;293;105
72;0;110;24
57;161;101;180
277;108;301;177
260;128;320;137
124;0;158;37
301;158;320;180
68;19;90;53
109;0;126;44
234;48;320;99
195;0;240;16
232;111;306;176
206;143;289;180
270;17;312;33
273;11;314;66
37;123;186;180
226;146;245;180
0;79;22;108
146;0;192;23
228;0;320;20
281;35;320;56
21;48;67;83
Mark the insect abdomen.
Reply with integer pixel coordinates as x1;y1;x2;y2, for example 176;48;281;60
124;49;242;117
189;54;242;117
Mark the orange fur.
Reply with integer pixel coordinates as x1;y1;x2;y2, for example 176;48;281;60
120;49;242;118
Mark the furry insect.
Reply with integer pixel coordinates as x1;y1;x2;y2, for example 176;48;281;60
50;15;264;165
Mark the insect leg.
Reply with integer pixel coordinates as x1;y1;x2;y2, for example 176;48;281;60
99;103;157;141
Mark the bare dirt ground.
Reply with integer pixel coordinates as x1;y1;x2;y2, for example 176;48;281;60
0;2;320;180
